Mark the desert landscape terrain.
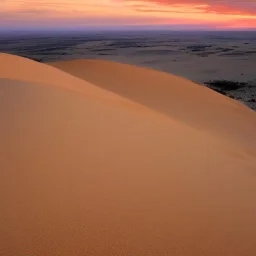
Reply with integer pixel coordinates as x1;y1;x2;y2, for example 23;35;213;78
0;31;255;110
1;52;256;255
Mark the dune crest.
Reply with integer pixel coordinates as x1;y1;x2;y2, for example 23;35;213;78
50;59;256;149
1;54;256;256
0;53;150;111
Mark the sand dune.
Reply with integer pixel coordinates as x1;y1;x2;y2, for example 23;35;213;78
0;53;144;108
1;54;256;256
50;59;256;149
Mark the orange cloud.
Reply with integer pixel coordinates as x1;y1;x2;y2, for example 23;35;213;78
122;0;256;28
124;0;256;15
1;0;256;29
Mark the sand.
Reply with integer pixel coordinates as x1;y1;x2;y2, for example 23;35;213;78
2;31;255;111
1;53;256;256
50;59;256;149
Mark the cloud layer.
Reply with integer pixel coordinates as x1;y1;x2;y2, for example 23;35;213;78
1;0;256;29
125;0;256;15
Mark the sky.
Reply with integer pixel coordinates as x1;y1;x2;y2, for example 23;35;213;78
1;0;256;30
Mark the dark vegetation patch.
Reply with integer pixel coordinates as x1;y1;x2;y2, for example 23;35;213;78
244;50;256;54
106;41;152;49
186;44;212;52
204;80;248;91
208;36;246;41
219;50;256;56
89;48;115;52
185;45;235;57
206;85;254;103
210;88;227;95
135;49;176;55
154;44;179;47
219;52;246;56
29;57;43;62
215;47;234;52
103;39;184;49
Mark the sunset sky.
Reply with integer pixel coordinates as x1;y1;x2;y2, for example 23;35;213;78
1;0;256;30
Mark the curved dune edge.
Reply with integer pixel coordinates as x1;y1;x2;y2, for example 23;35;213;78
49;59;256;149
1;54;256;256
0;53;157;114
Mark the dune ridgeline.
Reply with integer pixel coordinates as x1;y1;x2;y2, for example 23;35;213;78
1;53;256;256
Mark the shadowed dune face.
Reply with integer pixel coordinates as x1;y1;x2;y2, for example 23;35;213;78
1;54;256;256
49;59;256;149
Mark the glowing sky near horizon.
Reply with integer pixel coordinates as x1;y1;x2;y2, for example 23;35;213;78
1;0;256;30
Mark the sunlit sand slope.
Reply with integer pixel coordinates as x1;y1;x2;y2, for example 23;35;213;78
1;54;256;256
50;59;256;148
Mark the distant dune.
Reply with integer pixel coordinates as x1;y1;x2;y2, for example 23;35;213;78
1;53;256;256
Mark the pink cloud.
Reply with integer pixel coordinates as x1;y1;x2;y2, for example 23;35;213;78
125;0;256;15
1;0;256;29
